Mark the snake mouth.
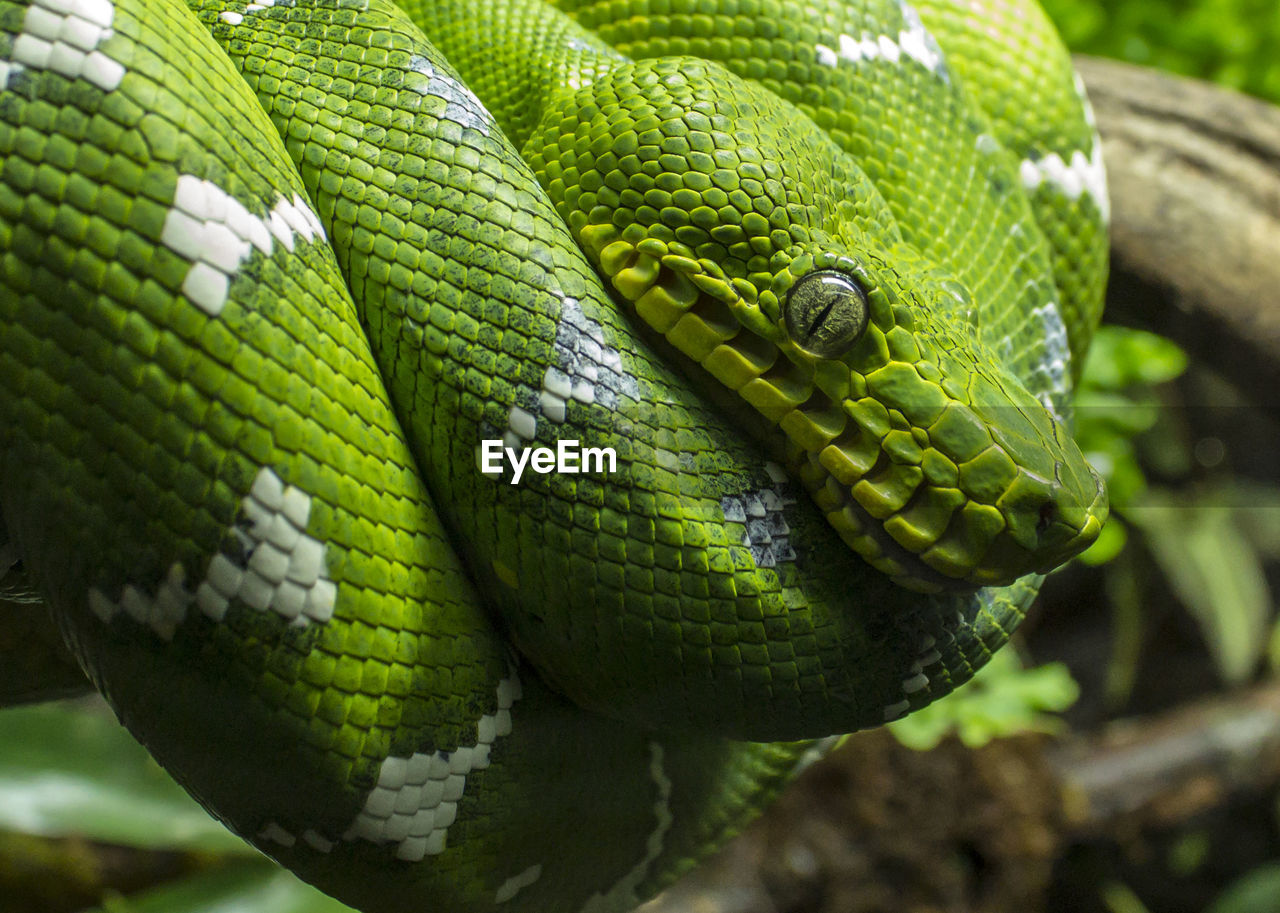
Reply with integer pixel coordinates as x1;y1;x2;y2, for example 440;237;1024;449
584;227;1106;590
798;435;1108;591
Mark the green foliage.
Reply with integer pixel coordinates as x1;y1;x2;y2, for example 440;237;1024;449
888;648;1079;750
1040;0;1280;102
91;864;357;913
1075;325;1188;519
0;700;354;913
1074;325;1280;689
1205;862;1280;913
0;702;248;853
1129;494;1274;684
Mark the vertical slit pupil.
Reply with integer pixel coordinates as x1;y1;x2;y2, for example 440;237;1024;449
785;270;869;357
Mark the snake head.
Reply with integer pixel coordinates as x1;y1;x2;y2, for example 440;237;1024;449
763;248;1109;590
526;56;1107;591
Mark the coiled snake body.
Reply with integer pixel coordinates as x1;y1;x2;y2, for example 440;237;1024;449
0;0;1108;909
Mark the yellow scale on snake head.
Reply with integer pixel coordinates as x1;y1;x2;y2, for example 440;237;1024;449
0;0;1108;909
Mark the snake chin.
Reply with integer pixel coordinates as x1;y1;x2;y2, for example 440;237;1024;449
797;443;1107;592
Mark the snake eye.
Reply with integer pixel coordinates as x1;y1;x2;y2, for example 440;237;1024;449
784;270;870;357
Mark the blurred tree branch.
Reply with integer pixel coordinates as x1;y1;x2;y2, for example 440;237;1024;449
1081;57;1280;417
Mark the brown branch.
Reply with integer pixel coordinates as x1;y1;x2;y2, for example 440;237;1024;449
640;683;1280;913
1077;57;1280;413
1050;681;1280;834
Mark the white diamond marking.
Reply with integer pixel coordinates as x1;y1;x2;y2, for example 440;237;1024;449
814;3;948;81
160;175;325;317
1019;137;1110;224
88;468;337;637
342;673;523;861
2;0;124;91
721;464;799;569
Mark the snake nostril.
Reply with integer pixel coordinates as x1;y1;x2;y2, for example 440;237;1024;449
1036;501;1058;536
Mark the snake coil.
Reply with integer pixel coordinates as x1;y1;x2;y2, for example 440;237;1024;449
0;0;1107;909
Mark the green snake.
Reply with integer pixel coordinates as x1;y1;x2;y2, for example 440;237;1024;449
0;0;1109;908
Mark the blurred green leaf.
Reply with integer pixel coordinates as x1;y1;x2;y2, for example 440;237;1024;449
1078;517;1129;566
0;700;250;853
1127;499;1272;684
1076;388;1162;438
1103;880;1154;913
1042;0;1280;105
92;859;356;913
1074;326;1191;522
1079;326;1189;391
1103;550;1148;709
1167;831;1212;877
889;649;1079;750
1206;862;1280;913
1223;484;1280;560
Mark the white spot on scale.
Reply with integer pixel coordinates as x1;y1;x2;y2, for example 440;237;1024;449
974;132;1002;157
1;0;125;91
883;699;911;721
902;672;929;693
1028;299;1071;420
721;464;798;569
485;297;639;471
406;55;493;136
257;823;336;853
342;673;523;862
916;630;947;665
507;405;538;443
896;632;942;699
495;864;543;904
1073;71;1098;129
1018;137;1110;224
160;175;325;317
896;1;946;75
813;1;948;81
86;468;337;639
257;821;296;848
224;0;276;14
579;741;673;913
302;829;335;852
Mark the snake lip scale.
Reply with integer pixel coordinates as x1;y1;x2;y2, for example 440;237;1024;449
0;0;1109;909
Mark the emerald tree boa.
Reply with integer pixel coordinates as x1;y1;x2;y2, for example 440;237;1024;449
0;0;1108;908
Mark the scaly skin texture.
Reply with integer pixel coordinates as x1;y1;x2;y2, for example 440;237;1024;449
0;0;1107;910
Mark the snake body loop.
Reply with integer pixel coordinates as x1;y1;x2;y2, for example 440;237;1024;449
0;0;1107;909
